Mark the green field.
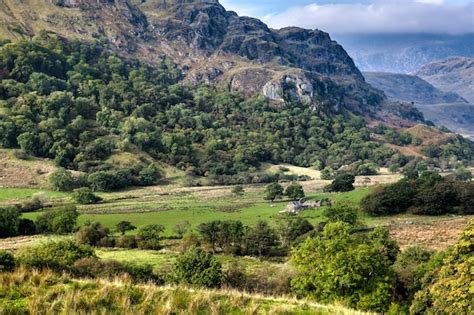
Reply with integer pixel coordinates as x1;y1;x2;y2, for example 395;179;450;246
0;188;67;201
21;187;375;236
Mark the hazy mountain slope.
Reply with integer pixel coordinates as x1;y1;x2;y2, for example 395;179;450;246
334;33;474;73
363;72;467;105
416;103;474;140
416;57;474;103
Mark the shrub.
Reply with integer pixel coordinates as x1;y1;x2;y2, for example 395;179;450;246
323;203;358;225
49;168;76;191
72;188;102;204
116;235;138;249
18;240;95;271
264;183;284;202
0;250;15;272
231;185;244;196
0;206;20;238
116;221;137;235
18;218;37;236
284;183;305;200
291;222;397;312
454;166;472;181
172;220;191;238
137;224;165;250
137;163;162;186
179;232;202;253
171;246;224;288
76;222;111;247
35;205;79;234
324;173;355;192
357;163;379;176
320;167;335;180
19;192;48;212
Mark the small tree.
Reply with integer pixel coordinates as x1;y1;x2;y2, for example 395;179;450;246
264;183;284;202
278;217;314;247
0;250;15;272
171;246;224;288
285;183;305;200
244;220;279;256
0;206;20;238
320;167;335;180
454;166;472;182
49;168;75;192
137;224;165;250
35;205;79;234
323;203;358;225
76;222;111;247
116;221;137;235
231;185;245;196
324;173;355;192
72;188;102;205
173;220;191;238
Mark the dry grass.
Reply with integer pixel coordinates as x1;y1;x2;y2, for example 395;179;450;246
0;268;371;315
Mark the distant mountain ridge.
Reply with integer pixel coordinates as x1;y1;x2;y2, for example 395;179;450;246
363;72;467;105
335;33;474;74
416;56;474;103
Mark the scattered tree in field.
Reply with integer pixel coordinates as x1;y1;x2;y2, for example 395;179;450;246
171;246;224;288
324;173;355;192
284;183;305;200
72;188;102;204
291;222;398;312
116;221;137;235
231;185;245;196
137;224;165;250
0;207;20;238
244;220;279;257
76;222;112;247
49;168;76;192
35;205;79;234
173;220;191;238
323;203;358;225
357;163;379;176
264;183;284;202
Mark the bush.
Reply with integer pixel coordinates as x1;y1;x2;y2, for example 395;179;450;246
0;250;15;272
172;221;191;238
264;183;284;202
76;222;111;247
361;179;416;216
284;183;305;200
72;188;102;204
35;205;79;234
19;192;48;212
323;203;358;225
171;246;224;288
116;235;138;249
18;218;37;236
18;240;95;271
137;224;165;250
320;167;335;180
324;173;355;192
291;222;397;312
357;163;379;176
49;168;76;191
116;221;137;235
0;206;20;238
231;185;244;196
179;232;202;253
454;166;472;181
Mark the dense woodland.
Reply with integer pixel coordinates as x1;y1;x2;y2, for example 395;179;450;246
1;35;472;190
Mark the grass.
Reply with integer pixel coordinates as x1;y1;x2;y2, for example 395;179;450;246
0;268;370;314
0;188;67;202
22;188;375;236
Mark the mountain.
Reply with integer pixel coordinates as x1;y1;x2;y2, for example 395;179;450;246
334;33;474;74
363;72;467;105
416;57;474;103
0;0;418;122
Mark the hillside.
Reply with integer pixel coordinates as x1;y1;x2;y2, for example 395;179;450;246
416;57;474;103
0;0;392;117
363;72;467;105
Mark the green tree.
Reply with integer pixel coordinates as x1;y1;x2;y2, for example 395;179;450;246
49;168;75;192
244;220;279;257
0;250;15;272
35;205;79;234
285;183;305;200
231;185;245;196
323;203;358;225
76;222;111;247
291;222;397;312
116;221;137;235
324;173;355;192
72;188;102;204
278;217;314;247
0;207;20;238
454;166;472;181
264;183;284;202
320;167;335;180
171;246;224;288
137;224;165;250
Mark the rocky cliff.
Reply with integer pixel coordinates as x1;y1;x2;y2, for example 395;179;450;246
0;0;416;120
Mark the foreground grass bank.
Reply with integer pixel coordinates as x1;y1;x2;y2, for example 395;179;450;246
0;268;368;315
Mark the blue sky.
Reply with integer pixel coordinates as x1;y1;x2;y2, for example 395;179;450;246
220;0;474;34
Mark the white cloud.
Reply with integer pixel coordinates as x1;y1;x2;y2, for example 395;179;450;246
262;0;474;34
